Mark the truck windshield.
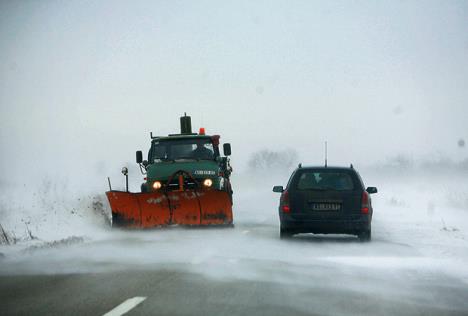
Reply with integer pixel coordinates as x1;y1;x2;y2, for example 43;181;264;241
151;138;215;161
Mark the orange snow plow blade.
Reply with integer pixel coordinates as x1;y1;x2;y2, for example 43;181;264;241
106;189;233;228
199;190;233;225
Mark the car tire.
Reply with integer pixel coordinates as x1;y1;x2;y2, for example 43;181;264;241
358;228;371;242
280;227;293;239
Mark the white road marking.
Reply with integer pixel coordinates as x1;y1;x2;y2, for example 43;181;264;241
103;297;147;316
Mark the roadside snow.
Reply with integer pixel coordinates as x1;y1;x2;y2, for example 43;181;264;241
1;172;468;287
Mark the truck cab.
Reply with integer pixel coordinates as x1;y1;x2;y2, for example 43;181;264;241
136;115;232;199
138;134;232;194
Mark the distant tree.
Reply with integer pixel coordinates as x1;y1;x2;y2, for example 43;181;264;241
387;154;414;170
248;149;299;172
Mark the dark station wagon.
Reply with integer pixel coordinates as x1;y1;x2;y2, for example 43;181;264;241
273;165;377;241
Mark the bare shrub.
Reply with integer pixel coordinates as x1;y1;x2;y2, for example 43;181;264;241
248;149;299;172
386;154;414;170
0;223;13;245
446;191;468;211
387;197;406;207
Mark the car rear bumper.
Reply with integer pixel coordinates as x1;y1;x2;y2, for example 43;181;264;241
280;213;371;234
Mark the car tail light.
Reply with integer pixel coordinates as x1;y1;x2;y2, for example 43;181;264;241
361;191;369;214
281;190;291;213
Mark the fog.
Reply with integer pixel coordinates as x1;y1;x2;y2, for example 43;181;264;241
1;1;467;184
1;2;468;314
1;0;467;234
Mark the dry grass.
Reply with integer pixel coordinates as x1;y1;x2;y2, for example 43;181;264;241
0;223;13;245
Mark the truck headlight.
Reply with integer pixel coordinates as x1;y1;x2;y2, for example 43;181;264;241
203;179;213;187
152;181;162;190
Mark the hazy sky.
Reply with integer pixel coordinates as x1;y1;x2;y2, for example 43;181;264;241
1;1;467;188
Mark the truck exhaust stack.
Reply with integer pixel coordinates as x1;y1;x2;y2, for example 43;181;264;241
180;113;192;134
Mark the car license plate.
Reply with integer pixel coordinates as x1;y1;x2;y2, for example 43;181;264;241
311;203;341;211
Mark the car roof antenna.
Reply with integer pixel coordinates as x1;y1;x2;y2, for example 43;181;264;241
324;141;328;167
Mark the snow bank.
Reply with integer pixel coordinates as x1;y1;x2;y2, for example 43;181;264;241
1;167;468;288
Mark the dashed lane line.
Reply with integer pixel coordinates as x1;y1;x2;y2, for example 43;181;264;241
103;296;147;316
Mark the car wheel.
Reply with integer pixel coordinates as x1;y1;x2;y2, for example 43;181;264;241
280;227;293;239
358;229;371;242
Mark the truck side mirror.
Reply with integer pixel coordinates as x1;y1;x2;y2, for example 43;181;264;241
136;151;143;164
223;143;231;156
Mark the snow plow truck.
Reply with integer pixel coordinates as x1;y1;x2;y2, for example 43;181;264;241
106;114;234;228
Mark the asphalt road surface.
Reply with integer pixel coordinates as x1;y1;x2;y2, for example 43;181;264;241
2;262;468;316
2;222;468;316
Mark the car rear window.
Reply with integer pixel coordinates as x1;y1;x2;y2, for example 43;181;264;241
296;171;355;191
